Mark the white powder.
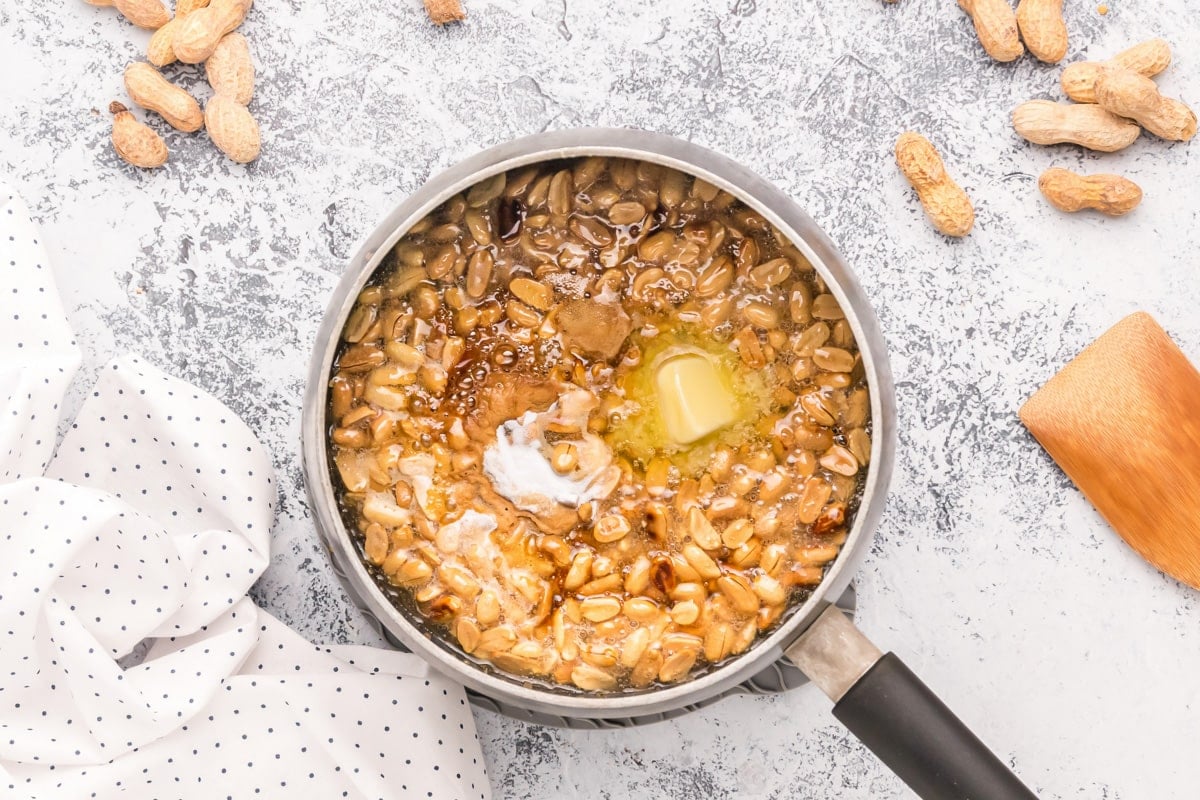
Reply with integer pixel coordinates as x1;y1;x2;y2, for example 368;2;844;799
483;411;604;512
482;393;619;516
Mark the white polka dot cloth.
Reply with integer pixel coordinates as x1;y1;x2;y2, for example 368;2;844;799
0;188;491;799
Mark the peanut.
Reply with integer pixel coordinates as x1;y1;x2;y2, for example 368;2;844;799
1061;39;1172;104
147;19;181;67
957;0;1024;62
1094;66;1197;142
84;0;170;30
1011;100;1140;152
1015;0;1067;63
174;0;251;64
1037;168;1143;216
205;93;261;163
124;62;203;132
206;33;255;105
146;0;210;67
425;0;466;25
894;132;975;238
109;101;167;168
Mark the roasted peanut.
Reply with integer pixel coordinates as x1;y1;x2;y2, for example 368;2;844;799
475;591;500;626
550;442;578;474
658;649;698;684
686;507;721;550
509;277;552;310
173;0;251;64
721;519;754;550
1011;100;1141;152
205;33;255;105
455;617;481;653
563;551;593;591
749;258;791;288
682;544;721;580
957;0;1023;62
1037;168;1143;216
204;94;261;163
670;600;701;626
580;596;622;623
704;623;733;662
717;574;759;615
608;201;646;225
846;428;872;466
466;250;493;299
568;663;614;691
424;0;465;25
108;101;167;169
894;132;974;237
124;62;203;132
85;0;170;29
146;0;210;66
820;445;858;477
798;477;833;525
1061;39;1171;104
476;626;517;656
624;555;652;595
1094;67;1197;142
593;513;631;544
1015;0;1067;63
147;18;182;66
505;300;540;328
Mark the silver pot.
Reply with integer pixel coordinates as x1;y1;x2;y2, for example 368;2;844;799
302;129;1036;800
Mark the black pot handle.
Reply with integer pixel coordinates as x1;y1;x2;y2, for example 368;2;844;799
833;652;1038;800
786;605;1038;800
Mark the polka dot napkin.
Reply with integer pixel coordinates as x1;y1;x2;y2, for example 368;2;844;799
0;188;491;800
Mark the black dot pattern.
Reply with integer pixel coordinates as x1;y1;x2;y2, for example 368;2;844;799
0;189;80;484
0;197;491;798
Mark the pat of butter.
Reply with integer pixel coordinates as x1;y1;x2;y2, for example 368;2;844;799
654;353;737;445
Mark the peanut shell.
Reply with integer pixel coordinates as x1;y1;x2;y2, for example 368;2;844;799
109;101;168;169
206;32;255;105
124;61;203;132
205;93;261;163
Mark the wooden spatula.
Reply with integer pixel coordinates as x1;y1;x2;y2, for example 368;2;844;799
1020;312;1200;589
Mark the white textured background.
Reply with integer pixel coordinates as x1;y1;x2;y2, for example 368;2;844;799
3;0;1200;797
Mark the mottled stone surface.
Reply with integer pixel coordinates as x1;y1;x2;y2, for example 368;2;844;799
3;0;1200;797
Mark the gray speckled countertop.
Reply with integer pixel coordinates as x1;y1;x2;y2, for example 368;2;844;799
3;0;1200;797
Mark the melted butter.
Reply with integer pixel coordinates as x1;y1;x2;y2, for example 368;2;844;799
604;326;774;474
654;351;738;445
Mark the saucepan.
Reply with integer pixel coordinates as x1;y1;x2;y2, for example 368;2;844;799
301;128;1038;800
